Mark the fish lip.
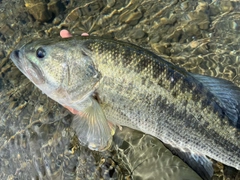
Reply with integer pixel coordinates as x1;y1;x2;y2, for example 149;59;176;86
10;48;24;70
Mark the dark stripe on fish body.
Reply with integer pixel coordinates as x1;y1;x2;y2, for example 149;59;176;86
157;66;232;130
82;40;95;52
182;76;194;92
152;60;164;79
135;57;151;73
84;37;240;132
153;95;166;108
154;95;240;160
201;96;212;109
166;69;182;90
121;47;134;67
184;78;227;121
97;43;105;55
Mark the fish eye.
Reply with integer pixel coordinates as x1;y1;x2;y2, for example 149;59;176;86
36;47;46;59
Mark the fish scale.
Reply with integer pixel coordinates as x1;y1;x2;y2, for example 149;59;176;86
85;38;240;168
10;36;240;178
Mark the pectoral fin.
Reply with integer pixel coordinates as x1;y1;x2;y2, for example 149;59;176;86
71;97;115;151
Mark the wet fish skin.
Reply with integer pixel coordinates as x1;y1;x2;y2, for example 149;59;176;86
10;36;240;173
10;37;115;151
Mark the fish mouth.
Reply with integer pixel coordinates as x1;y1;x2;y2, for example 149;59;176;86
10;49;45;85
10;50;23;70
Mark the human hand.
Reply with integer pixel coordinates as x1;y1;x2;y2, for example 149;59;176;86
60;29;89;38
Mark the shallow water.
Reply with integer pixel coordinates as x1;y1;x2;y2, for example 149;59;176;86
0;0;240;179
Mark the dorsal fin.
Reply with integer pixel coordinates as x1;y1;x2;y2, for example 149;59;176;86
191;73;240;127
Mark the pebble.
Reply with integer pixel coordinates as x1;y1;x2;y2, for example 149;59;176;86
0;50;4;59
0;23;14;38
48;0;65;16
220;1;233;12
119;9;142;25
130;28;145;39
53;16;61;25
24;0;52;22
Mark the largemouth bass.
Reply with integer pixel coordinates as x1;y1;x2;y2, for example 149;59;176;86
10;36;240;176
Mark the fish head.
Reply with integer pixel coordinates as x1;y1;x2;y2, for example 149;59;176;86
10;37;101;104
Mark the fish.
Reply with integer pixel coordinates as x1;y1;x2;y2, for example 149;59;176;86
10;36;240;178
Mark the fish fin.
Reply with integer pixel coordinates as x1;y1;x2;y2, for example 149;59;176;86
71;97;115;151
64;105;78;114
166;145;213;180
191;73;240;127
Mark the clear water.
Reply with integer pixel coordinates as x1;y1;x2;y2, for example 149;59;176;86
0;0;239;179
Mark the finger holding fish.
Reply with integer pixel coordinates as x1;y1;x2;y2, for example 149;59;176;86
60;29;89;38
